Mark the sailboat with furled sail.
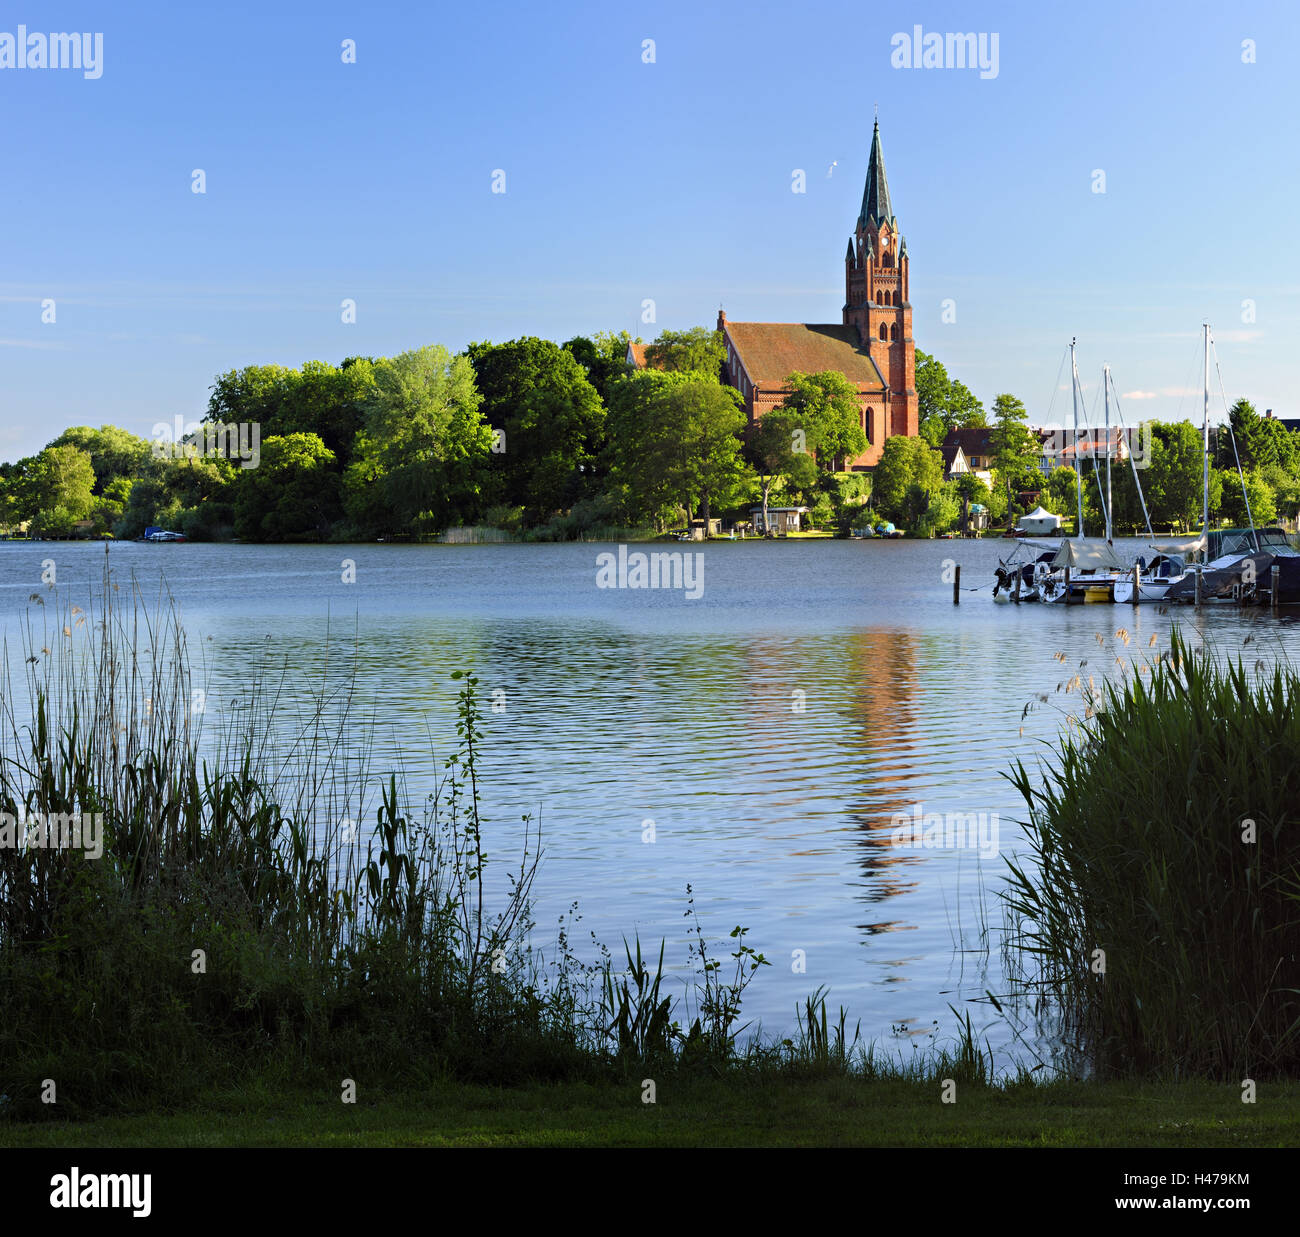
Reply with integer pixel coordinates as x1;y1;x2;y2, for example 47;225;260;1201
993;339;1130;603
1115;322;1300;604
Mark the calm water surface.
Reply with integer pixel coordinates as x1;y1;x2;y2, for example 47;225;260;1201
4;539;1296;1060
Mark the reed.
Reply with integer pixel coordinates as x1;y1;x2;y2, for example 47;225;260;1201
0;552;587;1114
1003;628;1300;1079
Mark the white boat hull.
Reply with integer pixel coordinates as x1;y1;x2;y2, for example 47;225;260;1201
1112;577;1175;604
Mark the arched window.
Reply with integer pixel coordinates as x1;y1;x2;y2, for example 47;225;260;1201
892;290;900;307
878;324;887;340
865;408;875;444
890;324;898;341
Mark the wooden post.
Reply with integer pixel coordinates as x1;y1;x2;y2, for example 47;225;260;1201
1064;566;1071;605
1194;567;1203;607
953;563;961;605
1131;561;1140;606
1013;569;1021;604
1272;564;1281;611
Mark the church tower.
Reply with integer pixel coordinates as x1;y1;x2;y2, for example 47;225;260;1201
843;121;918;440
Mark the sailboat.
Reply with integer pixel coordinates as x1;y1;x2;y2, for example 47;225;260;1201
1039;341;1131;603
993;339;1132;603
1114;323;1300;604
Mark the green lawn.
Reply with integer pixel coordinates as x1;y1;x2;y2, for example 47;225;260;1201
4;1077;1297;1148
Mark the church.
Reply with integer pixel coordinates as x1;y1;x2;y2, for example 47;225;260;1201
632;121;918;470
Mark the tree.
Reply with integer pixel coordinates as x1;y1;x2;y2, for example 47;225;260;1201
990;393;1041;516
605;370;750;527
207;359;374;469
207;363;300;435
1215;468;1277;527
282;358;375;467
747;408;818;533
948;381;986;429
1145;421;1221;530
234;434;341;541
914;349;952;447
563;331;638;402
908;482;960;537
1261;463;1300;521
467;337;605;521
914;350;986;445
90;477;134;537
870;435;944;524
108;450;237;541
1042;466;1079;530
1213;398;1296;474
19;445;96;536
644;327;725;377
779;371;867;469
50;426;152;494
344;345;492;536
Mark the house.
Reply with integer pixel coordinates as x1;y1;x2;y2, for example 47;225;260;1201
941;428;995;487
751;506;808;534
940;440;970;479
1039;426;1129;474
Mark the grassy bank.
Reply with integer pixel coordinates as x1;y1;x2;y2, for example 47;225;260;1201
5;1077;1299;1148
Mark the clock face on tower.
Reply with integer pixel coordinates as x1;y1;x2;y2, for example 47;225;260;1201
880;232;889;248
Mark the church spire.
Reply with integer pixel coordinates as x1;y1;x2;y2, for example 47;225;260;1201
857;119;894;231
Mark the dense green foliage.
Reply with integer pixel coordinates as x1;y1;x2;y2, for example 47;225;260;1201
2;330;1297;540
916;348;987;446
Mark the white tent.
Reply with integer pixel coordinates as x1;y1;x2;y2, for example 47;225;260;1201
1018;505;1062;536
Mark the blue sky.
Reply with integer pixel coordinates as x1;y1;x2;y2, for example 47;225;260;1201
1;0;1297;459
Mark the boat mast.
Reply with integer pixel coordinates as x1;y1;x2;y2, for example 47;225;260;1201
1201;322;1210;536
1071;338;1083;539
1103;363;1112;543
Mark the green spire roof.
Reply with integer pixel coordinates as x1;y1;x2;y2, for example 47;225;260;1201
857;120;894;231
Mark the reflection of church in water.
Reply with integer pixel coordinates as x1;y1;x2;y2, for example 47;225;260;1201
739;628;924;914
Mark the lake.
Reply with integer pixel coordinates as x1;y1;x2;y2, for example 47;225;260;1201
4;537;1296;1064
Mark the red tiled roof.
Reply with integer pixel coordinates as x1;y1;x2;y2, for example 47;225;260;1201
724;323;885;390
1055;439;1128;458
627;342;648;367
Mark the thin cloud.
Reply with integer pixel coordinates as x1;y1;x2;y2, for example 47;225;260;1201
0;337;66;350
1122;386;1200;399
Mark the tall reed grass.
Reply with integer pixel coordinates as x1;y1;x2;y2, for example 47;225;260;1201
1003;629;1300;1079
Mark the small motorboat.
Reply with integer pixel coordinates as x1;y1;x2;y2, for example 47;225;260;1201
141;526;186;543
